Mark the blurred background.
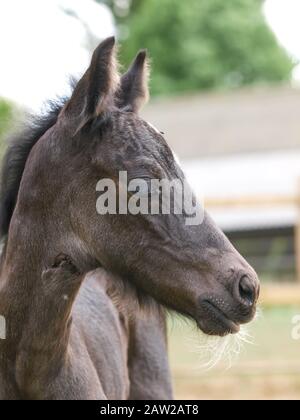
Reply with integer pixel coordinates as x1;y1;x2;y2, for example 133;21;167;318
1;0;300;400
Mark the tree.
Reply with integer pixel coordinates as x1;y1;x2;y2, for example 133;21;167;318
97;0;142;18
100;0;294;96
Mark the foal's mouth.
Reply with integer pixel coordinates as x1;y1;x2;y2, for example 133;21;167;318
198;300;241;336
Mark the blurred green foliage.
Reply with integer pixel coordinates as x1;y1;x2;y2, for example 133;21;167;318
0;99;14;158
98;0;294;95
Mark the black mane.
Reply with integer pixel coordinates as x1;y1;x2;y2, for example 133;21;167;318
0;98;67;240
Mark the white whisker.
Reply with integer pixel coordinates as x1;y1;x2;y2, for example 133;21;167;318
188;323;257;371
172;307;261;372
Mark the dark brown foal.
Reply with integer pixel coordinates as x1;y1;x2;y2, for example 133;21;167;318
0;37;259;400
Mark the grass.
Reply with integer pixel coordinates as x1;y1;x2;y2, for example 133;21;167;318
168;305;300;400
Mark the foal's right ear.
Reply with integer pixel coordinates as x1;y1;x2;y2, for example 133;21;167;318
63;37;119;135
117;50;150;113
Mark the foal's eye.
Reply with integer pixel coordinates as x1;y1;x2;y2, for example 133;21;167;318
160;131;165;136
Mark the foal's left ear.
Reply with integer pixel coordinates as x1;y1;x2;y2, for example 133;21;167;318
117;50;150;113
63;37;119;135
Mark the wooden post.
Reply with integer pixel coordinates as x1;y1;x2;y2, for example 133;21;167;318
294;180;300;284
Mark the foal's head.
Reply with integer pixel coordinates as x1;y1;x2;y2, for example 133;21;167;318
3;38;260;337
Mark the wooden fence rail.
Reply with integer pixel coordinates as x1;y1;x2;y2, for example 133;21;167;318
205;195;299;208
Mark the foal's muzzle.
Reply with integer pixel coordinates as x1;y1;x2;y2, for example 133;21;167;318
197;270;260;337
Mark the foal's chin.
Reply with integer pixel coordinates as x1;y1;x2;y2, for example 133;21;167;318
195;303;257;338
197;318;241;338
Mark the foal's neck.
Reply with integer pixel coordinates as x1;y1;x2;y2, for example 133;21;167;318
0;231;94;349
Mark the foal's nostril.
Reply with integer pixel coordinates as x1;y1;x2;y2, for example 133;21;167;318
238;276;256;307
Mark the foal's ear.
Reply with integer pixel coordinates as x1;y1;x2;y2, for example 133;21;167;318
63;37;119;135
118;50;150;113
